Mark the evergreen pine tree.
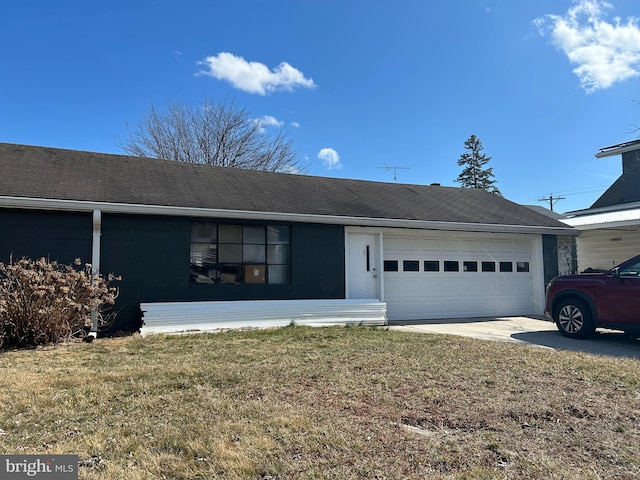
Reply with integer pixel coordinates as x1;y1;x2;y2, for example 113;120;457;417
454;135;501;195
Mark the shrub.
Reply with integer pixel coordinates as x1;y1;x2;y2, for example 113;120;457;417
0;257;120;349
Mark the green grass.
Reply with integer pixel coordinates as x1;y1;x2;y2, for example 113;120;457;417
1;325;639;479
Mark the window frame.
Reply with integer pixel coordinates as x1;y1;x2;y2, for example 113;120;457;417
190;222;290;285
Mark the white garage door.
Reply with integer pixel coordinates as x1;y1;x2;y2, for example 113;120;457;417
383;232;535;321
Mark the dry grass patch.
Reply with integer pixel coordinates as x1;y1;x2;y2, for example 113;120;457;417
1;325;639;479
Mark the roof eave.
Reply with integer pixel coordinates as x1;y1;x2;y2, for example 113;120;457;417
0;196;578;236
563;207;640;230
595;140;640;158
564;199;640;217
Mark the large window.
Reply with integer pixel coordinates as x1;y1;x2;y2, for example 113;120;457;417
190;223;290;285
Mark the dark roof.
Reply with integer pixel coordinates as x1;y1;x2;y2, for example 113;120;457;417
524;205;566;220
590;175;624;209
0;142;570;230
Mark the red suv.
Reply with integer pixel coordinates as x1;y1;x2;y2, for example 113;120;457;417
545;254;640;339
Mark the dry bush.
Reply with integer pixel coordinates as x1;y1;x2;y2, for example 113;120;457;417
0;257;119;349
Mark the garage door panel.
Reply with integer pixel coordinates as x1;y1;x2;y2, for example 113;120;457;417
516;297;533;311
383;233;535;320
462;240;478;252
512;278;533;295
422;238;441;250
479;240;497;253
443;239;460;251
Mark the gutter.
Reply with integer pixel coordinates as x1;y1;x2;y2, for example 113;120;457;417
0;195;578;236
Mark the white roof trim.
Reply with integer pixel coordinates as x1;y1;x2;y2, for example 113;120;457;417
565;200;640;217
0;195;577;236
563;207;640;230
595;140;640;158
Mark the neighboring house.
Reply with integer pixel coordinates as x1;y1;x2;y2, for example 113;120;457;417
0;143;576;332
525;205;575;276
563;140;640;272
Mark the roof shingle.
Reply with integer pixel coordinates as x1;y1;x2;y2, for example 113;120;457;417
0;143;569;229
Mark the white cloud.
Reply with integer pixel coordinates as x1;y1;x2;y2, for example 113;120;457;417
196;52;316;95
317;148;342;170
534;0;640;93
290;121;301;128
257;115;284;128
251;115;284;134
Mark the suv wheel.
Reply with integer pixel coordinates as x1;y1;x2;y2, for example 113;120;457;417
554;298;594;339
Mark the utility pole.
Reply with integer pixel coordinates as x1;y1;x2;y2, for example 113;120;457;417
538;193;565;212
377;164;411;183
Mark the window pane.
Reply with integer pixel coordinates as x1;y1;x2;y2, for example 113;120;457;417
620;261;640;277
243;226;265;244
219;244;242;262
500;262;513;272
268;265;289;284
403;260;420;272
191;222;216;243
517;262;530;272
219;224;242;243
424;261;439;272
384;260;398;272
482;261;496;272
244;265;266;284
243;244;266;263
190;243;217;266
219;264;241;284
190;264;219;284
267;245;290;264
444;261;459;272
463;261;478;272
267;226;290;244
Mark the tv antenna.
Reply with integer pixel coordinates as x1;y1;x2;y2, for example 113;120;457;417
538;193;565;212
377;164;411;182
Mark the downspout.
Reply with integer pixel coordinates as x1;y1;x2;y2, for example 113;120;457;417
90;210;102;338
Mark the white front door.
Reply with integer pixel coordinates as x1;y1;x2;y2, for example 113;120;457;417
347;233;379;299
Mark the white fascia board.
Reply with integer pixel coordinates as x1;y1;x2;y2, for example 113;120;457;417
595;142;640;158
0;195;577;236
565;200;640;217
563;208;640;230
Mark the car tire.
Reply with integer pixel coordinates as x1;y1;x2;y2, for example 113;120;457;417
554;298;594;339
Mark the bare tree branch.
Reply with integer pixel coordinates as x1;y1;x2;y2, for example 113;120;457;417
118;98;307;173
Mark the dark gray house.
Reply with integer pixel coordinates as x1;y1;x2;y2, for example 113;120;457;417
0;143;575;332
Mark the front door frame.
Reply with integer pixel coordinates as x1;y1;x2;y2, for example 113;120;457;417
345;227;384;300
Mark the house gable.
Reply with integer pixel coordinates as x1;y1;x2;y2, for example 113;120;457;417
591;139;640;209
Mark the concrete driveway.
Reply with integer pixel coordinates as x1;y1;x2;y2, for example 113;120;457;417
389;316;640;360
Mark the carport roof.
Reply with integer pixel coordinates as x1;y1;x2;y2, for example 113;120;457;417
0;142;575;234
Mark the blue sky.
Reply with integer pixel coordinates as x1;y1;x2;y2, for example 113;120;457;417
2;0;640;213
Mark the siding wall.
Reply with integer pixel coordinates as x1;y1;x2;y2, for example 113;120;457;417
576;228;640;272
100;214;346;332
0;209;92;265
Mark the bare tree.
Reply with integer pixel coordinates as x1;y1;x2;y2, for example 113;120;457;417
119;98;306;173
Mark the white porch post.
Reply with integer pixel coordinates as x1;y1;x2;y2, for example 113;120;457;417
90;210;102;337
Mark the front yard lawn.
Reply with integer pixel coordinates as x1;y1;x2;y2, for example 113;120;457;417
1;325;639;479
